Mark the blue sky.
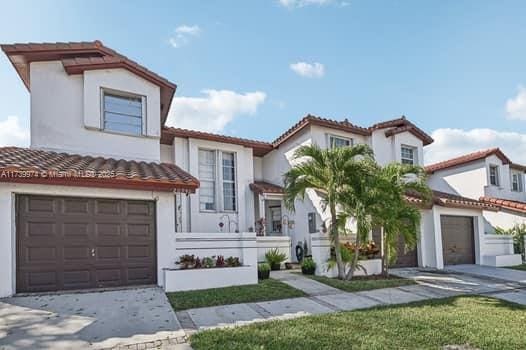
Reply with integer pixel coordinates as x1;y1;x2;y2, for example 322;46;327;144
1;0;526;164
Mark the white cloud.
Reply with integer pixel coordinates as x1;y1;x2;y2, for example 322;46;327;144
169;25;201;48
424;128;526;165
0;116;29;147
506;85;526;120
290;62;325;78
166;89;266;133
278;0;348;8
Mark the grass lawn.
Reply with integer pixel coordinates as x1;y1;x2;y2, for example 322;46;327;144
506;264;526;271
302;273;416;292
190;296;526;350
166;279;306;311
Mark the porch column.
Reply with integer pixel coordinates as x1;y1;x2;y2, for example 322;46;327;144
258;194;266;236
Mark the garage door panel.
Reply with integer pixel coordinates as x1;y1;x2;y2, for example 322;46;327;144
24;221;57;238
62;270;92;289
27;197;56;213
127;223;154;237
95;200;122;215
126;202;154;216
62;198;90;214
25;271;58;291
441;215;475;265
127;267;155;283
25;246;57;264
63;246;91;261
128;245;153;259
95;269;122;286
96;246;122;260
62;222;91;237
95;223;122;237
17;195;156;293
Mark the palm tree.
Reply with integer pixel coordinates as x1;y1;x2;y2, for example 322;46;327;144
372;163;431;275
283;143;374;279
337;158;380;280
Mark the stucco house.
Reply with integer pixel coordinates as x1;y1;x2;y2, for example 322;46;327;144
0;41;520;297
427;148;526;263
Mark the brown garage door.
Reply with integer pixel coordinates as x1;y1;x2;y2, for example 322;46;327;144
16;195;157;293
441;215;475;265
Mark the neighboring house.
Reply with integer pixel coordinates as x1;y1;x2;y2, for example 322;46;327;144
0;41;518;298
427;148;526;233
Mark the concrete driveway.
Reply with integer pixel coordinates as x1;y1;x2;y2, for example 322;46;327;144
0;287;185;350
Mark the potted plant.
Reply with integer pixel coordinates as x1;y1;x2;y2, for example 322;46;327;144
301;257;316;275
258;262;271;279
265;248;287;271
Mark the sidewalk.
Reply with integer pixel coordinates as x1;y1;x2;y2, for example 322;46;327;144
445;264;526;285
174;269;526;333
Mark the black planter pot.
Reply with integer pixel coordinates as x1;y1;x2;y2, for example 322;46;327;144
270;262;281;271
258;269;270;279
301;266;315;275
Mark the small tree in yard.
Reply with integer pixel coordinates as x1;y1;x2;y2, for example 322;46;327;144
283;144;374;280
373;163;431;275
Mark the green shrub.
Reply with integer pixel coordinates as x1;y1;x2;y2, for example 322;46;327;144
258;262;271;279
265;248;287;271
301;257;316;275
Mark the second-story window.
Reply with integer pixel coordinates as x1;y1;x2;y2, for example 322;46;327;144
198;149;237;212
103;90;145;136
489;165;500;186
401;145;416;165
222;152;236;211
329;135;353;149
199;150;216;211
512;172;523;192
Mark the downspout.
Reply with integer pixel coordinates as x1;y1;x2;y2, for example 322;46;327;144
186;138;192;232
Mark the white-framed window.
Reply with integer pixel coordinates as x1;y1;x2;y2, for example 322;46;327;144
489;165;500;186
511;172;524;192
102;89;146;136
328;135;353;149
222;152;236;211
401;145;416;165
198;149;216;211
198;149;237;212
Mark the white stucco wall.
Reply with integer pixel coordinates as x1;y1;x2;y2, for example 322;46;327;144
261;126;322;252
160;144;174;163
253;157;263;181
0;183;178;298
172;137;255;233
427;160;487;199
484;209;526;232
371;129;424;166
30;61;161;161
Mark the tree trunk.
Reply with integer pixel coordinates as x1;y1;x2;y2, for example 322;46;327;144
330;204;345;279
381;229;388;277
346;217;362;280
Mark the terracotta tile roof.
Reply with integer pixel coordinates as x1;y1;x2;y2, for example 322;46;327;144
1;40;176;125
479;197;526;214
272;114;370;147
0;147;198;192
425;148;512;173
405;190;499;211
249;181;284;194
370;116;434;146
161;127;273;157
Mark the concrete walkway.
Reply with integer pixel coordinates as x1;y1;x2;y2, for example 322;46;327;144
176;269;526;332
445;264;526;285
